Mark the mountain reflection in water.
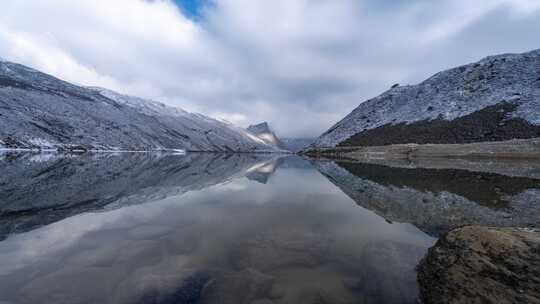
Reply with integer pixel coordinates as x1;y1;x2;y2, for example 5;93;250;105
0;152;538;304
316;160;540;236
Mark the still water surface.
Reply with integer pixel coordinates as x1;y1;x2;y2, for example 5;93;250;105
0;153;538;304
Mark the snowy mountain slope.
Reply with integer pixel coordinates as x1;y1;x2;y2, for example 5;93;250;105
246;122;287;150
0;60;277;152
312;49;540;148
91;88;275;151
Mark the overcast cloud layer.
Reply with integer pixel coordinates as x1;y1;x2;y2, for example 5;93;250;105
1;0;539;137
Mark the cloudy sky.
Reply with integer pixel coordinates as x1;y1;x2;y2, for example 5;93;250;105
1;0;539;138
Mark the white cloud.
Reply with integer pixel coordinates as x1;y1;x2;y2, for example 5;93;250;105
0;0;539;137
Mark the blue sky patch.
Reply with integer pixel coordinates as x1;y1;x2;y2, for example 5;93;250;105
173;0;205;20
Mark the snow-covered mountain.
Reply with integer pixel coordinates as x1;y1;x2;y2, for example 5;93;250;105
0;60;278;152
246;122;287;150
312;49;540;148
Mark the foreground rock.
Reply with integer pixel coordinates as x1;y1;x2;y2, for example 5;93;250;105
417;226;540;304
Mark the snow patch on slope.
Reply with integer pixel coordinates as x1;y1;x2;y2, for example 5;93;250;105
92;87;190;118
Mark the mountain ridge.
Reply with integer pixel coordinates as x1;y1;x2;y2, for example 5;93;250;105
0;60;279;152
311;48;540;148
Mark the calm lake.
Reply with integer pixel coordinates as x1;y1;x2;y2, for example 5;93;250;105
0;152;539;304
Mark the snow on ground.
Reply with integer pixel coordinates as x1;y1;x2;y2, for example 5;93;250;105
28;138;56;149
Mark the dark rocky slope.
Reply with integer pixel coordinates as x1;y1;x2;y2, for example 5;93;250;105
312;49;540;148
341;102;540;147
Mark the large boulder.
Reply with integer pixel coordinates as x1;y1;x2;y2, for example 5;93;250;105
417;226;540;304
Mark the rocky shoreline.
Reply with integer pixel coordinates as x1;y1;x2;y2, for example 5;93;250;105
304;137;540;160
417;226;540;304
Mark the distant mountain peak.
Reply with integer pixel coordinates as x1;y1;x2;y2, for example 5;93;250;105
247;122;271;133
247;122;287;150
281;138;316;152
